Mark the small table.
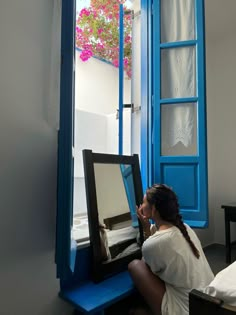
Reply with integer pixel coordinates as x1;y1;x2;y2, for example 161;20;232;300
221;203;236;263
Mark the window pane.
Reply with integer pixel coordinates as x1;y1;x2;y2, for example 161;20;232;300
161;46;196;99
161;0;195;43
161;103;197;156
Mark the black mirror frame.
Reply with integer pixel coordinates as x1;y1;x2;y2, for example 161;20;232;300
83;149;144;282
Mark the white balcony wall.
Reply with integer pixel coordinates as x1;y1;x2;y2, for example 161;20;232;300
74;52;132;215
73;108;131;215
75;51;131;114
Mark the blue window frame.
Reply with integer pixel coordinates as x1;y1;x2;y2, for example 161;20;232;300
56;0;208;280
55;0;76;280
56;0;147;280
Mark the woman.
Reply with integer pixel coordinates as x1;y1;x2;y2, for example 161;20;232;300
128;184;214;315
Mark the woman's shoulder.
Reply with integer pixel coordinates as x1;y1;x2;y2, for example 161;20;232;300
143;226;178;247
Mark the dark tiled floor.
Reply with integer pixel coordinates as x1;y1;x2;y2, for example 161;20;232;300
105;243;236;315
204;243;236;275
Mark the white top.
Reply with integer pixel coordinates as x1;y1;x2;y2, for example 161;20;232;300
142;224;214;315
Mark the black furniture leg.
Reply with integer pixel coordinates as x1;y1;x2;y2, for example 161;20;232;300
225;213;231;264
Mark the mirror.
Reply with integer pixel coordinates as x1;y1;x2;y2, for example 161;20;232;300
83;149;144;282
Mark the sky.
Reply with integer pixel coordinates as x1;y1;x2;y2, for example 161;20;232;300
76;0;90;13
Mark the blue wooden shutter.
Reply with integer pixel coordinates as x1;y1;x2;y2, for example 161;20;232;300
55;0;76;280
152;0;208;228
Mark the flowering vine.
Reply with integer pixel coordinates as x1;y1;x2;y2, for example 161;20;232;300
76;0;132;79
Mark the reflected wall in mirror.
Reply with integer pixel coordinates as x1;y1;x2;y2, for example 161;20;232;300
83;149;144;282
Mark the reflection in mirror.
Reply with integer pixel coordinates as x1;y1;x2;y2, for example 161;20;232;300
83;150;143;282
94;163;140;262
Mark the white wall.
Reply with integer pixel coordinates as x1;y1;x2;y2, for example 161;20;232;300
75;52;131;115
0;1;72;314
73;51;132;217
205;36;236;245
73;108;131;215
73;110;107;215
204;0;236;245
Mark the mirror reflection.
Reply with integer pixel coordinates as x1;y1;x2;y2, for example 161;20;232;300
94;163;141;262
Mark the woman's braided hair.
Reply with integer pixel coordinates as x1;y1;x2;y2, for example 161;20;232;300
146;184;200;259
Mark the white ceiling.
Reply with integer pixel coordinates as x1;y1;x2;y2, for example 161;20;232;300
205;0;236;41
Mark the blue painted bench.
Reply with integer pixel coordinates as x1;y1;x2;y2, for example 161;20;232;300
59;270;135;314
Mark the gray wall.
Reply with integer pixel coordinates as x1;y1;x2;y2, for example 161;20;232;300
0;1;72;314
204;0;236;246
206;34;236;245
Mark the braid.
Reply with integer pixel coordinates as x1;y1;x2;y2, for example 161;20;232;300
174;214;200;259
146;184;200;259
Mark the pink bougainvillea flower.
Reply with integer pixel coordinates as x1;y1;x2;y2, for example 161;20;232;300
76;27;82;33
80;49;93;61
124;57;129;66
76;1;132;78
98;28;104;35
84;44;92;50
96;43;104;50
125;35;131;43
113;59;119;67
126;69;132;78
79;8;90;17
92;10;97;18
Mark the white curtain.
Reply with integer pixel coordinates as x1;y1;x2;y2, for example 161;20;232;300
161;0;196;151
47;0;62;130
161;0;195;43
162;103;196;148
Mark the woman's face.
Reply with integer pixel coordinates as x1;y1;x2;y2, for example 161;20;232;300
142;195;153;219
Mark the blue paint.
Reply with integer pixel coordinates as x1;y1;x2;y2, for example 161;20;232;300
151;0;208;228
162;164;198;208
152;0;161;185
185;220;207;228
160;97;198;104
119;4;124;155
141;0;152;190
196;0;209;227
160;39;197;49
56;0;75;280
60;245;92;291
60;270;135;314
